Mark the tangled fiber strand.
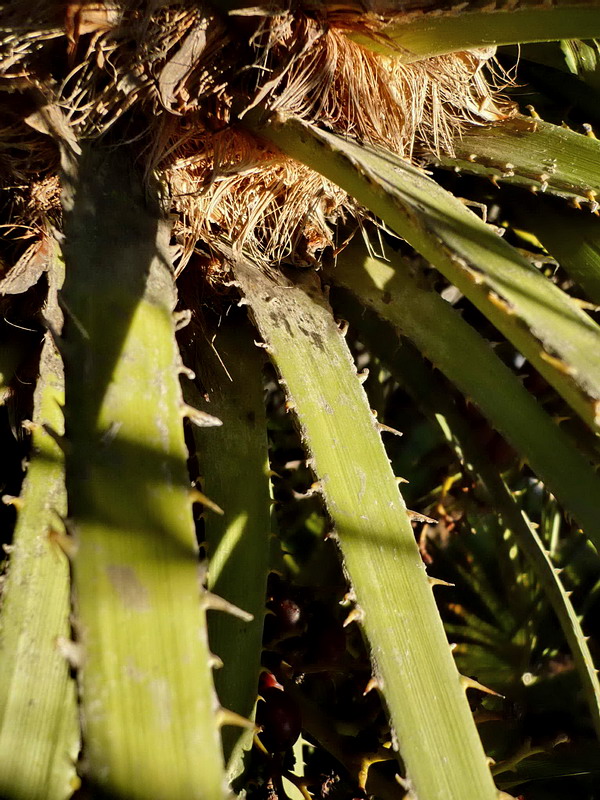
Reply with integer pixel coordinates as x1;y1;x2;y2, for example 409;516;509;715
258;23;511;159
0;1;515;274
162;123;353;271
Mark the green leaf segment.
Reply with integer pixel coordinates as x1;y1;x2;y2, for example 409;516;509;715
327;242;600;552
435;116;600;203
248;113;600;432
60;146;225;800
229;251;498;800
184;313;271;779
328;279;600;739
346;2;600;60
0;331;79;800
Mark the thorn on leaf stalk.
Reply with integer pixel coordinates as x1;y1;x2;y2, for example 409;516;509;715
173;309;192;330
47;527;78;559
343;606;364;628
284;399;296;412
363;676;381;696
337;319;349;337
357;750;395;791
204;591;254;622
21;419;39;434
178;365;196;380
189;487;224;515
340;589;357;606
395;476;409;484
460;674;503;698
583;123;597;139
216;708;256;730
467;154;478;163
181;404;222;427
526;105;540;119
539;351;576;376
377;422;403;436
357;368;369;383
56;636;85;669
406;509;437;524
2;494;23;511
488;292;513;315
428;576;454;588
209;652;224;669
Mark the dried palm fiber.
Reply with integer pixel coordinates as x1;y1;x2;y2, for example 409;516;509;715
159;121;354;271
0;102;61;279
159;13;512;268
0;0;514;273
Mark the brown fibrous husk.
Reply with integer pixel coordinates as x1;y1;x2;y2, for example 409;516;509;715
0;1;515;276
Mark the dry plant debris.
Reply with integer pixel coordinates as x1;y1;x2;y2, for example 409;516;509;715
0;1;514;276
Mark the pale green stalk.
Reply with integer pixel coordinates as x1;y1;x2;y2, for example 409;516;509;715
184;314;271;780
346;2;600;60
337;319;600;740
248;113;600;432
60;145;225;800
0;331;79;800
327;242;600;549
228;250;497;800
435;116;600;203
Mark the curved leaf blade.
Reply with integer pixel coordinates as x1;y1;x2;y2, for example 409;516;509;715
228;249;498;800
333;312;600;740
346;3;600;61
184;313;271;781
0;333;79;800
249;113;600;432
60;146;225;800
327;242;600;551
435;116;600;203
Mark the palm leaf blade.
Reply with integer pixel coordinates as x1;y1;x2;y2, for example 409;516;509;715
250;114;600;432
229;252;497;800
60;146;225;799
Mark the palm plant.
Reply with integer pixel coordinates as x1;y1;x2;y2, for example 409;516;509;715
1;2;600;799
